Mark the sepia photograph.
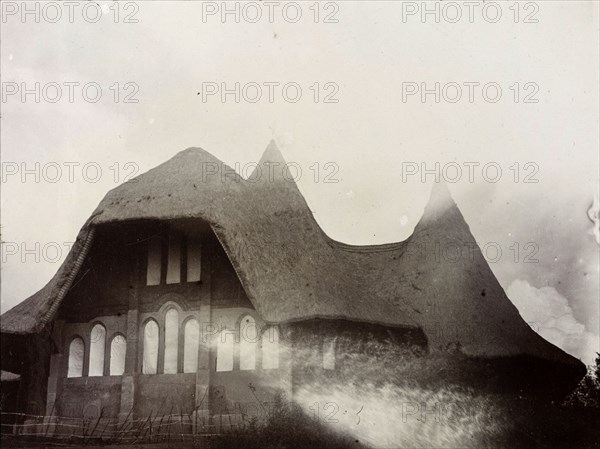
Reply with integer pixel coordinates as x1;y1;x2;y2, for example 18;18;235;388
0;1;599;448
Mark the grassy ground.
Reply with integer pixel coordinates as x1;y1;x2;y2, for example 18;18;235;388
3;343;598;448
3;399;598;449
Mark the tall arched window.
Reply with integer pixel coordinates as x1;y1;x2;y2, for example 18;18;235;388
239;315;258;371
89;324;106;376
68;337;84;378
323;338;336;370
183;319;200;373
262;326;279;369
110;335;127;376
216;330;234;372
142;319;159;374
164;308;179;373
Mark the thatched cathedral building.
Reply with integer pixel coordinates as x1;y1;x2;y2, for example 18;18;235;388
0;142;584;432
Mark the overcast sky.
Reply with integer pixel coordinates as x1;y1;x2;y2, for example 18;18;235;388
1;1;598;364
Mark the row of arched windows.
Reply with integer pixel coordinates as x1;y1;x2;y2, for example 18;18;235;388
141;309;201;374
214;315;280;372
140;314;280;373
67;324;126;378
67;314;287;378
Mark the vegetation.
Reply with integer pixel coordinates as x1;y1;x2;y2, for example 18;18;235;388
204;341;600;449
2;345;599;448
210;340;600;449
563;352;600;409
214;392;363;449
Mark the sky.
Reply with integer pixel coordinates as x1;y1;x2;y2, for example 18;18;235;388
1;1;598;364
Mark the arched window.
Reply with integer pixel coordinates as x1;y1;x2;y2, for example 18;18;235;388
67;337;84;378
216;330;234;372
262;327;279;369
239;315;258;370
142;319;159;374
183;319;200;373
164;308;179;373
323;338;336;370
110;335;127;376
89;324;106;376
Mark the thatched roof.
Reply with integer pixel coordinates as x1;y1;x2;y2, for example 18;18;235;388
0;142;582;368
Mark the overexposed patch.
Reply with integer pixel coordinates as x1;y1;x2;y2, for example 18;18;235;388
508;279;599;365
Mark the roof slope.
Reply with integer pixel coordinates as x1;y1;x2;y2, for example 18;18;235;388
0;142;582;368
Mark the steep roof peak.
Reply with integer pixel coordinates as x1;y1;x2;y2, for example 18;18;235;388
430;180;453;203
0;144;586;380
173;146;221;161
250;140;290;182
420;181;457;223
259;140;286;165
178;146;207;155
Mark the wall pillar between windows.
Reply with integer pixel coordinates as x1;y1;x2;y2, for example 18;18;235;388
45;320;65;419
82;330;90;378
119;255;140;423
103;332;111;377
157;316;166;374
280;324;294;401
193;250;211;428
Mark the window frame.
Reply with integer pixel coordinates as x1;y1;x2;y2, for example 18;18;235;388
141;318;160;375
145;232;202;286
88;322;107;377
67;335;85;378
109;333;127;376
163;308;180;374
322;338;336;370
182;317;200;373
215;329;235;372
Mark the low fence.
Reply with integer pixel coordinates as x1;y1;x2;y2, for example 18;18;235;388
0;411;249;445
